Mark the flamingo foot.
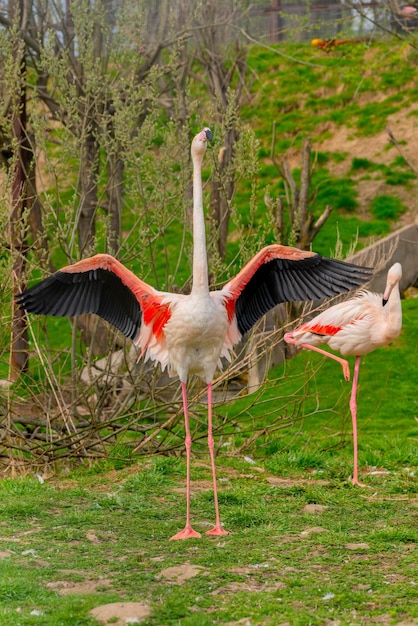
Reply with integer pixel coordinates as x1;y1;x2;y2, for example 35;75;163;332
351;478;367;488
206;525;229;537
169;525;202;541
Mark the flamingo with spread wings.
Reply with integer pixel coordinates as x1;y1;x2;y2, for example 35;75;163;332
284;263;403;486
17;128;373;538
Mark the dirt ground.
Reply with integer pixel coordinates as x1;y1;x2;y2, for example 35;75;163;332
314;105;418;227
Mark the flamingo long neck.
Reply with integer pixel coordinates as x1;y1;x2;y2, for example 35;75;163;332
387;284;402;336
191;150;209;296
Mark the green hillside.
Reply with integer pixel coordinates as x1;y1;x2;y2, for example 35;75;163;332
239;40;417;257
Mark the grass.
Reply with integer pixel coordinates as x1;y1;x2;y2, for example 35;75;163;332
0;298;416;625
370;195;409;221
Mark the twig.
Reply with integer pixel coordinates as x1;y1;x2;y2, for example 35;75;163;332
386;126;418;176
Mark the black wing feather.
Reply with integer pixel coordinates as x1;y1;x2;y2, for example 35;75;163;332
16;269;142;341
235;256;372;335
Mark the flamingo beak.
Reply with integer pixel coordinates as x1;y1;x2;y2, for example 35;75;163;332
204;128;213;142
382;281;394;307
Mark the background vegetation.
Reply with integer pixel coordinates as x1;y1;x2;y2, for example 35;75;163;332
0;1;417;623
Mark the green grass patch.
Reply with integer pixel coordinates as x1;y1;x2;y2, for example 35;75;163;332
370;195;409;220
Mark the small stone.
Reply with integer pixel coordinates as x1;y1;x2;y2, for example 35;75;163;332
302;504;328;513
345;543;370;551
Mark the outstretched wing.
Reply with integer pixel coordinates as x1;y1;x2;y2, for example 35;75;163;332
221;245;373;336
16;253;171;344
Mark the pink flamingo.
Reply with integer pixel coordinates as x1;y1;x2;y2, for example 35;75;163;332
18;128;372;538
284;263;403;486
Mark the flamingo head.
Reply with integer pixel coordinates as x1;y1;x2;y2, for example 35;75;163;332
382;262;402;306
192;128;212;157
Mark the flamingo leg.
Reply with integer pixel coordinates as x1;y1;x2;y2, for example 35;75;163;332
205;383;229;537
350;356;364;487
169;381;202;540
285;335;350;382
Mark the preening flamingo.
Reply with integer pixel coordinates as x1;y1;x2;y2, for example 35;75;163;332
284;263;403;486
18;127;373;539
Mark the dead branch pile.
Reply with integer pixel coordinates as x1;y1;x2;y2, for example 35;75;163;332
0;313;322;474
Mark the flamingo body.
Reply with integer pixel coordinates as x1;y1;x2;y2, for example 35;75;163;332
288;287;401;357
284;263;403;485
18;128;373;537
162;291;230;382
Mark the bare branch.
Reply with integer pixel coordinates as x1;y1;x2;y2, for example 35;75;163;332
386;126;418;176
310;205;333;240
299;139;311;224
0;11;42;54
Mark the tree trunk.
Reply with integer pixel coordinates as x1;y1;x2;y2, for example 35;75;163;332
271;131;332;250
26;133;52;269
9;0;31;378
77;130;99;257
211;127;237;259
106;154;124;254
